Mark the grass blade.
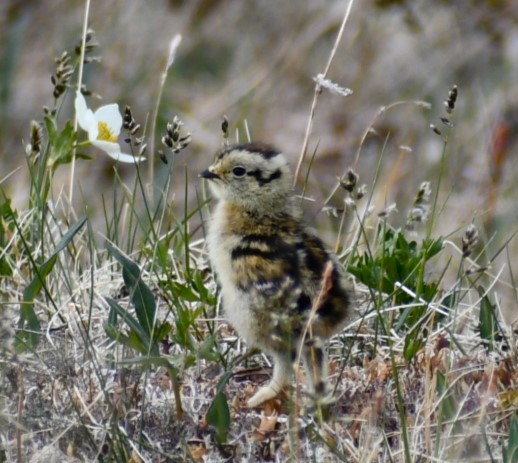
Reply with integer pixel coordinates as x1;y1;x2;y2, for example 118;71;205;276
106;242;156;337
16;216;87;351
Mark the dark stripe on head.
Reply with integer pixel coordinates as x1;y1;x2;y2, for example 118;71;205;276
216;142;281;160
247;168;282;186
243;142;280;159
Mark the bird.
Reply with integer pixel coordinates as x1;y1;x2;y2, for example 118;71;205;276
201;142;352;408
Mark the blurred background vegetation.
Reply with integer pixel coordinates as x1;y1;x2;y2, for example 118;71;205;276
1;0;517;309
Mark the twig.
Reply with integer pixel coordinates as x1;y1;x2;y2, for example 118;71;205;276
16;366;25;463
70;0;91;206
293;0;355;185
148;34;182;202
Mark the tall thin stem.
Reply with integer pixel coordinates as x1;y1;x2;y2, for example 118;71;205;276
293;0;355;186
69;0;91;206
148;34;182;205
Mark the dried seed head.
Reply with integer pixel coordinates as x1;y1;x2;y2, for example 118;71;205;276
444;85;458;114
339;168;359;193
322;206;344;218
74;28;100;56
158;149;168;164
26;120;44;158
51;51;74;99
221;116;229;141
122;106;145;149
138;144;147;157
440;116;454;128
406;181;432;229
378;203;397;218
430;124;442;136
123;106;139;133
123;106;132;130
82;56;102;64
161;116;191;157
176;135;191;152
406;206;428;225
355;184;367;200
462;223;478;257
161;134;173;148
344;197;357;209
415;181;431;206
79;84;91;96
313;73;353;97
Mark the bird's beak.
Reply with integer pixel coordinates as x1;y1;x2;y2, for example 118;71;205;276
200;169;220;180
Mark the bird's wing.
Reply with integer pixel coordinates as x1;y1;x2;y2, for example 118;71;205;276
230;233;307;310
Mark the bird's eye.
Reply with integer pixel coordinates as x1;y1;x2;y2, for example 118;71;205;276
232;166;246;177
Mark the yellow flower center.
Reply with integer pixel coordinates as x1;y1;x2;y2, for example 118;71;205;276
97;121;117;142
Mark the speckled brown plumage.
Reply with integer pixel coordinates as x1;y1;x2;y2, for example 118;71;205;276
202;142;352;407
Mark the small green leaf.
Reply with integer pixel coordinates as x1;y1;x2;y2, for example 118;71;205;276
55;215;88;254
44;119;78;169
436;371;456;422
171;280;200;302
75;152;93;161
43;115;57;141
173;305;202;348
198;334;219;362
478;286;497;351
206;391;230;444
215;371;234;395
504;413;518;463
425;237;444;258
403;330;423;361
0;198;16;277
104;323;132;347
104;297;155;354
106;243;156;337
151;321;172;346
108;302;118;325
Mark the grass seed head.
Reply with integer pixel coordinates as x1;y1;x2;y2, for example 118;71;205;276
462;223;479;257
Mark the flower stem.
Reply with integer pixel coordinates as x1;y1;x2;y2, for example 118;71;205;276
70;0;91;207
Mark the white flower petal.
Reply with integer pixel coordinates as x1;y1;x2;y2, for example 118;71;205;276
74;91;87;124
75;91;96;132
110;152;146;163
91;139;119;152
94;104;122;136
86;116;99;141
92;140;145;163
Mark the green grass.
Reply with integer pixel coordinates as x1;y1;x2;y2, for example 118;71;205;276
0;8;517;463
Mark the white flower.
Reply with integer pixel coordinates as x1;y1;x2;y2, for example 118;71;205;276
74;91;145;163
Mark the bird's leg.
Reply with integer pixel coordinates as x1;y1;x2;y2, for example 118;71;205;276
247;353;291;407
303;338;331;402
